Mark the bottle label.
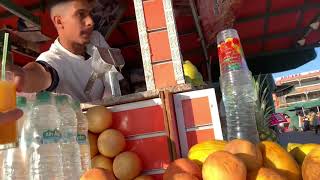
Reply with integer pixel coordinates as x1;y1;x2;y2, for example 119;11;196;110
218;37;244;73
77;134;87;144
42;129;62;144
63;130;74;142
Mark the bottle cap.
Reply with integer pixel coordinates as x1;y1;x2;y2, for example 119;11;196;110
36;91;51;103
16;96;27;108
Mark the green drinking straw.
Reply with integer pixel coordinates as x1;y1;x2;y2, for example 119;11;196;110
1;33;9;80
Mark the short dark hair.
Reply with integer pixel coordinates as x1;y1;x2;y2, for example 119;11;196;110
47;0;70;11
47;0;94;11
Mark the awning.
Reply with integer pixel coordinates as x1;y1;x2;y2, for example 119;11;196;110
302;99;320;109
0;0;319;82
279;99;320;113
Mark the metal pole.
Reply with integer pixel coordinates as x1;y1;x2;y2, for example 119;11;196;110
189;0;212;82
213;0;219;15
0;0;40;28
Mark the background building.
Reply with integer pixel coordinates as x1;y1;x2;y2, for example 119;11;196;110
274;70;320;109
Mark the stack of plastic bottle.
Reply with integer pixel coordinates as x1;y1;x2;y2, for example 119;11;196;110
1;96;29;180
1;92;91;180
56;95;82;180
73;101;91;172
217;29;260;143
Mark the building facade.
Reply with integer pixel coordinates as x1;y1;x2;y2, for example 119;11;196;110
274;70;320;109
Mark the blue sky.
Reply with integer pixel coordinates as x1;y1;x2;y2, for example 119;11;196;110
273;47;320;79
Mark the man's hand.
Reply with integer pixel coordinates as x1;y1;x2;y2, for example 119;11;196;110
4;62;52;93
0;109;23;124
6;64;25;92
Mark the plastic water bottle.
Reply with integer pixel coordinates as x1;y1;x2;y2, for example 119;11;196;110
217;29;259;143
2;97;29;180
27;92;64;179
73;101;91;173
56;95;82;180
19;96;32;154
16;96;28;139
0;151;3;180
2;148;27;180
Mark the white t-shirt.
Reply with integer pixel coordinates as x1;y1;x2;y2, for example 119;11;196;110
36;31;123;102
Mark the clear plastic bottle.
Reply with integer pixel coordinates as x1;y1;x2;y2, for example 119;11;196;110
2;97;28;180
19;96;33;153
0;151;3;180
217;29;259;143
73;101;91;173
27;92;64;180
56;95;82;180
17;96;28;139
2;148;27;180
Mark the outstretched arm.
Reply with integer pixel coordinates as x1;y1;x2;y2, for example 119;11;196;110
7;62;52;93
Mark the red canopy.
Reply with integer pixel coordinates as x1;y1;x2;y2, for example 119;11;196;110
0;0;319;79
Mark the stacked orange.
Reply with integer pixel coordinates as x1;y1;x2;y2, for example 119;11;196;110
81;106;154;180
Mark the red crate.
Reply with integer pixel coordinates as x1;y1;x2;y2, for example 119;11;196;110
83;88;223;178
173;88;223;157
104;98;174;176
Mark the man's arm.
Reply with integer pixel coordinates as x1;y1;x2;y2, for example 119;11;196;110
8;62;52;93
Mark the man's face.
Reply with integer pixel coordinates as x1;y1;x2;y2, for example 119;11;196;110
59;0;94;45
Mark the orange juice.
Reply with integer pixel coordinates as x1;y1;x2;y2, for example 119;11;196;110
0;71;17;148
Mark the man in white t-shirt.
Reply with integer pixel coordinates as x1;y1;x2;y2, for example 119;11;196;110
8;0;123;102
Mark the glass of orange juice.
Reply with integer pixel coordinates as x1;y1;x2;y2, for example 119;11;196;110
0;70;17;150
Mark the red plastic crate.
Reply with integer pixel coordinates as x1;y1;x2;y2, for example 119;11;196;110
173;88;223;157
105;98;173;176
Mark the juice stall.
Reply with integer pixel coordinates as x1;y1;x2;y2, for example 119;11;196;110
0;0;320;179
